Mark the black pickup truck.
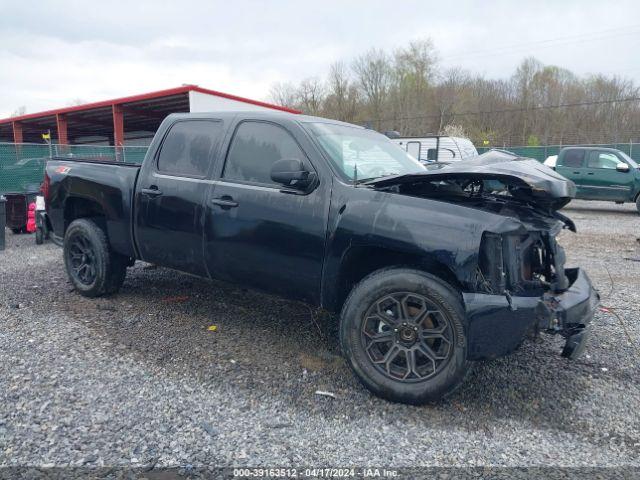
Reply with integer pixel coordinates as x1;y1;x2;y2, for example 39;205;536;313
44;112;598;404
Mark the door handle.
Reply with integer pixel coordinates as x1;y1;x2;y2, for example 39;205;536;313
211;196;239;208
572;171;580;174
141;187;162;196
587;172;594;175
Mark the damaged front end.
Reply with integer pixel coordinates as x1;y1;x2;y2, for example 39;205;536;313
366;150;599;360
469;223;598;360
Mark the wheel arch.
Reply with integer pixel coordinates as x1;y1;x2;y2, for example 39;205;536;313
325;245;463;313
63;196;107;233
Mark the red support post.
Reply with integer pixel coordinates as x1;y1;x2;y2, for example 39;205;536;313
112;104;124;147
56;114;68;144
12;121;23;143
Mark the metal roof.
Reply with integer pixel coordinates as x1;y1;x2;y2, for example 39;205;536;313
0;85;299;143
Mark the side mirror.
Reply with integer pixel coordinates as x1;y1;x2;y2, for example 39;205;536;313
270;158;315;189
616;163;630;172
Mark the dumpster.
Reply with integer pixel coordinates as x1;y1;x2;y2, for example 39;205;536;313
5;192;38;233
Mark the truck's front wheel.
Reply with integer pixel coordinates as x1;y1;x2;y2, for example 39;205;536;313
63;218;127;297
339;268;470;404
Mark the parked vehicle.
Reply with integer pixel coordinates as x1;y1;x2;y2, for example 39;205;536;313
44;112;598;404
543;155;557;168
552;147;640;212
388;135;478;163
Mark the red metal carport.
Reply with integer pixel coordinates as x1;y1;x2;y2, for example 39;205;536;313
0;85;298;146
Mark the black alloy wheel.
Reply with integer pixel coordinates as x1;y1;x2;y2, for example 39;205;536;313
67;232;98;285
361;292;454;382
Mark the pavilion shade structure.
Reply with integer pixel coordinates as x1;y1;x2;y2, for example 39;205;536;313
0;85;297;146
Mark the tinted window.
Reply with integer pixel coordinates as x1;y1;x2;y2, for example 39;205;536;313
157;120;222;176
559;149;585;168
587;151;623;169
223;122;307;185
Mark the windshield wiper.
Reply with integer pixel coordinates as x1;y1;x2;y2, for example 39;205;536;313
360;173;406;185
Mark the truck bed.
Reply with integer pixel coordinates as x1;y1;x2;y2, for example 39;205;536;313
51;155;142;167
45;158;142;257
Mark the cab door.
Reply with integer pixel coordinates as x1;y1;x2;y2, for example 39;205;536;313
555;149;587;198
203;119;329;304
134;119;224;276
581;150;634;201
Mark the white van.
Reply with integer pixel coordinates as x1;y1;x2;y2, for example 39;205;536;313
389;136;478;163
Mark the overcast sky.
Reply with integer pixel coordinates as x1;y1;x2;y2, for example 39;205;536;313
1;0;639;118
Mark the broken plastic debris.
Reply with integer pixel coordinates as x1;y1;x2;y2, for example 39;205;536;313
207;325;218;332
601;367;608;372
315;390;336;399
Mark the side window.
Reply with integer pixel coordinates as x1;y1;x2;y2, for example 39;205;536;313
223;122;308;185
157;120;223;177
587;151;622;170
559;149;585;168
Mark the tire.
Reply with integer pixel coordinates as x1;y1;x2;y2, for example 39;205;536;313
339;268;470;405
35;227;44;245
11;228;22;234
63;218;127;297
636;195;640;214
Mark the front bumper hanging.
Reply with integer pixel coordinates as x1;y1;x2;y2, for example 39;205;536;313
463;268;599;360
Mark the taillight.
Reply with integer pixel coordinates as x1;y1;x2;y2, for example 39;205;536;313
42;172;50;203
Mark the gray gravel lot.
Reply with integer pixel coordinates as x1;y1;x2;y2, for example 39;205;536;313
1;199;639;469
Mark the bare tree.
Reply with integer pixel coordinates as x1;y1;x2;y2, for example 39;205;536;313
325;62;359;122
269;82;299;109
297;77;325;115
353;48;392;129
9;106;27;117
267;41;640;146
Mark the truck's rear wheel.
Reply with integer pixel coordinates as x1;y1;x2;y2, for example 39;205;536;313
63;218;127;297
339;268;470;404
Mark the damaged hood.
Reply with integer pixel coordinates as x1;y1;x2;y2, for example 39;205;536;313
364;150;576;211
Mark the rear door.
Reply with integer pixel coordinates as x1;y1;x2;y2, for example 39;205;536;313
134;119;224;276
406;141;421;161
203;119;329;303
555;149;586;197
581;150;634;201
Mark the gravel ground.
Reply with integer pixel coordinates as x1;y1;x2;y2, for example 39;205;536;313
1;199;639;471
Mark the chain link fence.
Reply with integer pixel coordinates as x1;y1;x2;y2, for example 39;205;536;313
2;141;639;194
0;143;148;194
476;142;639;162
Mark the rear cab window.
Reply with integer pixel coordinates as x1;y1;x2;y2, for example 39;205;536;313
558;149;585;168
157;120;223;177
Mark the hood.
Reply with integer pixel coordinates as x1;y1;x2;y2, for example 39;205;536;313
365;150;576;211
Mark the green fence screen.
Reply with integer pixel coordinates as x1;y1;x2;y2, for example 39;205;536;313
2;141;639;194
0;143;148;194
476;143;639;163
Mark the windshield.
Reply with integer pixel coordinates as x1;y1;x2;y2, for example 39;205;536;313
618;151;639;168
305;122;426;182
